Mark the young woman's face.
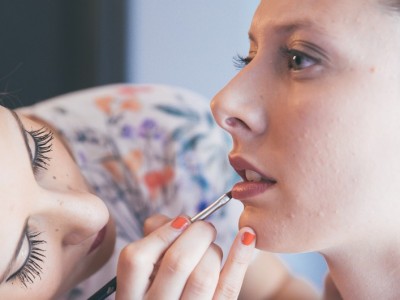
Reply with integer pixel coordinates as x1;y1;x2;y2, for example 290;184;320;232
212;0;400;252
0;107;115;298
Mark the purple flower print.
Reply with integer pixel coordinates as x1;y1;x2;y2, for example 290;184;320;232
121;124;135;139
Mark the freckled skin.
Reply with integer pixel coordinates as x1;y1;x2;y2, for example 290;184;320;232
0;108;116;298
213;0;400;253
212;0;400;297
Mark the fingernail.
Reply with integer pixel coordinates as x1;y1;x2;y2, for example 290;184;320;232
241;232;256;246
171;216;189;230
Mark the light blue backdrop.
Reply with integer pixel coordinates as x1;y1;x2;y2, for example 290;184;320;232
126;0;328;291
127;0;258;98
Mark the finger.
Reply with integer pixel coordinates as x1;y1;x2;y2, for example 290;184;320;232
181;243;223;300
146;221;217;300
144;214;171;236
116;216;190;300
213;227;256;300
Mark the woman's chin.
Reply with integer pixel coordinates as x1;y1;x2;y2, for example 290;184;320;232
238;210;306;253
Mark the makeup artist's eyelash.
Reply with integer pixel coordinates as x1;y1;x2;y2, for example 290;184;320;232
27;127;54;174
232;54;253;70
7;231;46;287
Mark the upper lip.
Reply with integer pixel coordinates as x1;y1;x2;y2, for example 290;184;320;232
229;154;277;183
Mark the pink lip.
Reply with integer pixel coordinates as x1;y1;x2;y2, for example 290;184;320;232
88;225;107;255
231;181;275;199
229;155;277;199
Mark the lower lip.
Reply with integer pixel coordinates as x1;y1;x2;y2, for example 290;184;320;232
231;181;275;199
88;225;107;255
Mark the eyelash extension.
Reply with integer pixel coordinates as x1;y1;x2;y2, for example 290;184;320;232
232;54;252;70
7;231;46;287
28;127;54;173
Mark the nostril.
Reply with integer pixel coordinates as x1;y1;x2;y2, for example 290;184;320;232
225;117;251;130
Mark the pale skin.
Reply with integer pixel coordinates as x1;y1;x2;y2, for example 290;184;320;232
0;106;302;299
212;0;400;298
2;0;400;299
0;107;115;298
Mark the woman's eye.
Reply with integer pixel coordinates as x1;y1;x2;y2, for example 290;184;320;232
286;49;317;71
25;127;54;174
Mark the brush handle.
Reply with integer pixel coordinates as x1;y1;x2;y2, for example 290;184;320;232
87;277;116;300
87;191;232;299
189;192;232;222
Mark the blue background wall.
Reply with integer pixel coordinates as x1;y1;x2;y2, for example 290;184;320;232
127;0;259;99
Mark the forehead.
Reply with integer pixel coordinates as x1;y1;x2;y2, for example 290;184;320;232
251;0;392;37
0;106;33;189
0;107;24;159
0;107;32;280
0;107;33;205
255;0;381;17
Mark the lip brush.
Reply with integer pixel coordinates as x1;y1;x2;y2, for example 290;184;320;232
88;191;233;300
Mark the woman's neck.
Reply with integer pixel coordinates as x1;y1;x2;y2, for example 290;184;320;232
322;234;400;299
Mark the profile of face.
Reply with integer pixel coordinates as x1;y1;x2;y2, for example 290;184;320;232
0;107;115;298
212;0;400;253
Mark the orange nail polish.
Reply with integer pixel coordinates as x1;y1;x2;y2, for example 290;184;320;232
171;216;189;230
241;232;255;246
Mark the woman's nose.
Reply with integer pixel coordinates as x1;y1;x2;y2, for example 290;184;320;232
40;188;110;246
210;70;268;139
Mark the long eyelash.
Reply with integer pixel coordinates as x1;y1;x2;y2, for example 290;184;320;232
28;127;54;173
232;54;252;70
9;231;46;287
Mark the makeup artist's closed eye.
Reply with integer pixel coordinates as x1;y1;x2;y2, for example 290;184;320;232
0;110;51;287
0;105;112;297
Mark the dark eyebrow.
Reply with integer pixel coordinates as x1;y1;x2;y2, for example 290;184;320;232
248;31;255;43
274;19;317;34
0;220;28;284
248;19;322;43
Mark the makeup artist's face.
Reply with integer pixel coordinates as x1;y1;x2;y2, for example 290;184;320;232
212;0;400;252
0;106;115;298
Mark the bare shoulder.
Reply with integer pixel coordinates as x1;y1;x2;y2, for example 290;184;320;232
322;273;343;300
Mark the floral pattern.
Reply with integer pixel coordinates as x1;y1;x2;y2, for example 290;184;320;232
21;84;240;299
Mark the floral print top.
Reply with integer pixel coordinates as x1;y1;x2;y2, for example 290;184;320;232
20;84;241;299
